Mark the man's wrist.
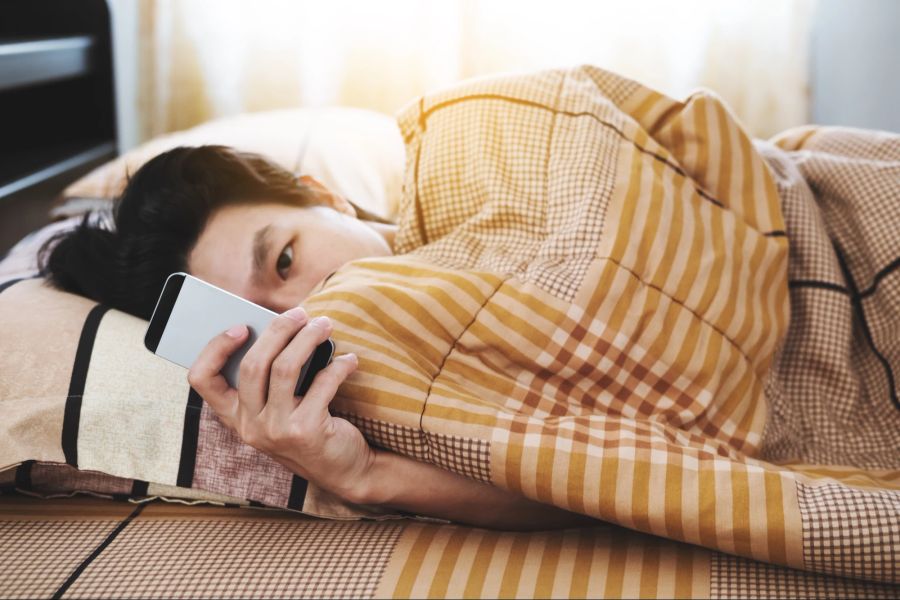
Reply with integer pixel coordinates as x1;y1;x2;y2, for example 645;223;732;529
344;447;393;506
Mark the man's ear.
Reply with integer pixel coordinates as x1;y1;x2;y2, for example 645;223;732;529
299;175;357;217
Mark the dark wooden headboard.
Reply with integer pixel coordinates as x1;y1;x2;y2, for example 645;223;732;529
0;0;118;255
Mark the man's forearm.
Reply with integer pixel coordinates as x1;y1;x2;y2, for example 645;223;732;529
352;448;599;531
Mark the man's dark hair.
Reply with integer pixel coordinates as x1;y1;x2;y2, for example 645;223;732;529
39;145;391;319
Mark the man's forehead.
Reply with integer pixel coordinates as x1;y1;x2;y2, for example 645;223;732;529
188;220;257;298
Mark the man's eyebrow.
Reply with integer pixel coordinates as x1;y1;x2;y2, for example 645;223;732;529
251;224;273;283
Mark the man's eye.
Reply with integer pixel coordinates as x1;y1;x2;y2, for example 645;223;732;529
276;244;293;279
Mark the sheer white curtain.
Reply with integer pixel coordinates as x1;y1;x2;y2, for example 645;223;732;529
138;0;816;141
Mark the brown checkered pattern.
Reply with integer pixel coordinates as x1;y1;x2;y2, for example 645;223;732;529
798;131;900;283
711;549;900;598
64;518;403;599
425;431;491;483
395;67;623;302
756;144;844;286
0;519;120;598
757;133;900;470
797;482;899;582
760;288;892;465
339;412;430;460
339;413;491;482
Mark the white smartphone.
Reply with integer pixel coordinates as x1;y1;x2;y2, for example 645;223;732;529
144;272;334;396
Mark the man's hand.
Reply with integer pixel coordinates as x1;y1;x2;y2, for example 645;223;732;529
187;306;376;503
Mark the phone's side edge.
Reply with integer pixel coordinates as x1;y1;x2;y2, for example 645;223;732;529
294;339;335;396
144;273;186;353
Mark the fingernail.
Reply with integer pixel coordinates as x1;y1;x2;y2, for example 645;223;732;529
283;306;307;323
226;324;247;338
311;315;331;328
341;352;357;363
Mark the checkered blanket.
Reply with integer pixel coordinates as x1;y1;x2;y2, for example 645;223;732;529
1;66;898;588
305;66;898;584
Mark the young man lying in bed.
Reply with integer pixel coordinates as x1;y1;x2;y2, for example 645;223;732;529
39;145;599;531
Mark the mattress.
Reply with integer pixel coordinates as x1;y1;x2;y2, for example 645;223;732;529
2;494;896;599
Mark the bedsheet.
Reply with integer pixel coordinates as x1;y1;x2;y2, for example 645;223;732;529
1;494;897;599
1;65;898;587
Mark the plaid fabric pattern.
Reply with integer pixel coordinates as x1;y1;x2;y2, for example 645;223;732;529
65;518;402;599
0;520;121;598
711;551;900;599
797;482;900;582
395;69;624;303
339;413;491;482
757;133;900;469
340;412;430;461
426;431;491;483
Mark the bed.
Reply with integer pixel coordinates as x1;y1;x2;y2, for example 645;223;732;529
3;491;898;599
2;3;899;600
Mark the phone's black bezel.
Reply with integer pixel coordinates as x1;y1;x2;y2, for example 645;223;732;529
144;273;185;353
295;339;335;396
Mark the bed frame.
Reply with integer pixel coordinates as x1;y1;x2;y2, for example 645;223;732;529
0;0;117;255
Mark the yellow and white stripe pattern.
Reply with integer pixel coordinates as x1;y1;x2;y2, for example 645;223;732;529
377;522;710;599
302;67;898;582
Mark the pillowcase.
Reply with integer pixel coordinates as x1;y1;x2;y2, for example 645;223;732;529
0;275;402;520
1;107;406;284
58;106;406;220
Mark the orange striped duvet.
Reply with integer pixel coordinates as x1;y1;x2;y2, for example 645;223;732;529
302;66;899;584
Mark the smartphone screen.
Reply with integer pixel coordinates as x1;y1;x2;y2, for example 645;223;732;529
144;272;334;396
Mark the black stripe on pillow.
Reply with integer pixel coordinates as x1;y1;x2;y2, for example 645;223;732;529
15;460;35;490
62;304;111;467
130;480;149;497
288;474;308;510
176;388;204;488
